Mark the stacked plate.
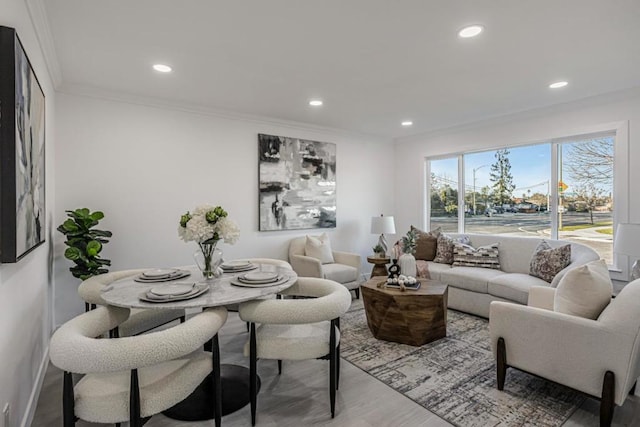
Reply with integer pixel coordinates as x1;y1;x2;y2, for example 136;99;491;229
139;282;208;302
220;261;257;273
230;271;289;288
134;268;190;283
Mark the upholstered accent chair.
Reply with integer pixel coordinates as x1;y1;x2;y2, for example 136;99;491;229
490;279;640;427
288;235;362;298
78;269;185;336
239;277;352;425
49;305;228;427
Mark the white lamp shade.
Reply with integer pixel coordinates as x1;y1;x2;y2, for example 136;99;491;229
614;223;640;257
371;216;396;235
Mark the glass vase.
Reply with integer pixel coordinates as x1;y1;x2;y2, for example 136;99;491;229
194;241;223;280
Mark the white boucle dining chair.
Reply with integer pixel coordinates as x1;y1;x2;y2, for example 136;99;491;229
49;305;228;427
239;277;352;426
78;269;186;337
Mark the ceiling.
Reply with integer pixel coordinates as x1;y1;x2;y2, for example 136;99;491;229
43;0;640;139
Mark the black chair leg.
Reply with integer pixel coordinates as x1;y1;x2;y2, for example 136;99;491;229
246;322;250;332
337;343;341;390
630;380;637;395
63;371;75;427
355;288;360;299
180;315;186;323
278;360;282;375
212;335;222;427
329;319;337;418
250;323;258;426
497;337;507;390
129;369;142;427
601;371;615;427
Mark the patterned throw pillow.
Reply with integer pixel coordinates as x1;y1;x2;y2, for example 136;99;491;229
452;242;501;269
434;234;471;264
411;226;441;261
529;240;571;283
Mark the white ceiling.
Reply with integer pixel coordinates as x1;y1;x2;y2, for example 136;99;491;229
43;0;640;139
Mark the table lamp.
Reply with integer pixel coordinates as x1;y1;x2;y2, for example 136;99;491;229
614;223;640;281
371;215;396;256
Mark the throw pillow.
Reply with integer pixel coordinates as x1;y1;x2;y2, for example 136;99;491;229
305;233;334;264
554;259;612;319
411;226;441;261
434;234;471;265
452;242;500;269
529;240;571;283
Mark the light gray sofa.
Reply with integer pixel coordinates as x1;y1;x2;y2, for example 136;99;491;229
419;233;599;318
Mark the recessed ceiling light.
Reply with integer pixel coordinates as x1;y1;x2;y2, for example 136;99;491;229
152;64;172;73
549;81;568;89
401;121;413;126
309;99;323;107
458;25;484;38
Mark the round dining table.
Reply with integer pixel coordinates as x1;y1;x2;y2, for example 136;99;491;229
101;263;298;421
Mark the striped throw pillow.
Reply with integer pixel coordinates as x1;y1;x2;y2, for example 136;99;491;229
452;242;500;269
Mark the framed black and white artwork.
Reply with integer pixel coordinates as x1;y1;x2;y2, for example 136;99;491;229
0;26;46;262
258;133;336;231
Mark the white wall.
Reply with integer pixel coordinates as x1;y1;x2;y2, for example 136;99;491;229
393;89;640;279
54;92;394;324
0;1;56;426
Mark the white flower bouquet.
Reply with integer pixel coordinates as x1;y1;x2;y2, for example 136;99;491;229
178;205;240;245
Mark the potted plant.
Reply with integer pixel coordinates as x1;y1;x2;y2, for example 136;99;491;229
398;229;417;277
372;244;385;257
57;208;112;280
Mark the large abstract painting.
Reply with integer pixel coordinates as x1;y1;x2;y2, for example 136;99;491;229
259;133;336;231
0;26;46;262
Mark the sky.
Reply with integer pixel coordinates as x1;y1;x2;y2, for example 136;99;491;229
430;137;613;197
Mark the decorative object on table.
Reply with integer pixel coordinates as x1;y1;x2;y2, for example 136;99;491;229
385;274;420;291
178;205;240;279
57;208;112;280
134;268;191;283
388;259;400;278
0;26;46;263
139;282;209;303
372;244;385;257
614;223;640;280
258;133;336;231
221;260;257;273
370;214;396;256
397;229;417;277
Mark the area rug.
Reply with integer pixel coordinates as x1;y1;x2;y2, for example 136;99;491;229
340;302;585;427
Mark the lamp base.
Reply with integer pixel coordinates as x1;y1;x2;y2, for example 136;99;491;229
632;260;640;282
378;234;388;256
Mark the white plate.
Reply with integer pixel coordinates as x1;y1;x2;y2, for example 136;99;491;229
222;260;251;268
149;282;196;296
230;275;289;288
140;284;208;303
143;268;178;278
134;270;191;283
242;271;279;281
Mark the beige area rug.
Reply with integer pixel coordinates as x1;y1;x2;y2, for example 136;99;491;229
340;301;584;427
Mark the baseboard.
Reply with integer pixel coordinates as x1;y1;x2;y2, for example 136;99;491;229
20;345;49;427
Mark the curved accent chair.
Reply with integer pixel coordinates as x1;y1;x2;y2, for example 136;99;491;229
490;279;640;427
78;269;186;336
288;235;362;298
239;277;352;425
50;305;228;427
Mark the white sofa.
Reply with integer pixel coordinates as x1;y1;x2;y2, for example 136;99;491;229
418;233;599;318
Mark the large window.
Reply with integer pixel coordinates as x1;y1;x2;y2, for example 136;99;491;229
427;133;615;264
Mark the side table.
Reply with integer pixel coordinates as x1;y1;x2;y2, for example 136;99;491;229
367;256;390;278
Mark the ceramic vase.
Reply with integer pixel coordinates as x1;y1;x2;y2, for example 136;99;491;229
398;253;417;277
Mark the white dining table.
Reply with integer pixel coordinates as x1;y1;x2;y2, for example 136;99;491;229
100;262;298;421
101;264;297;310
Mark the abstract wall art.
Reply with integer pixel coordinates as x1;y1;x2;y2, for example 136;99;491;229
258;133;336;231
0;26;46;262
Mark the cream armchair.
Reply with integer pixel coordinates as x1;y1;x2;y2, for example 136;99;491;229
489;281;640;427
288;235;361;298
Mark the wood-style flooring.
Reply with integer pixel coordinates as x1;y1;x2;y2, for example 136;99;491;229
31;309;640;426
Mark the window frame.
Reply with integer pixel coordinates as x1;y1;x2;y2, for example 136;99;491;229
423;121;629;279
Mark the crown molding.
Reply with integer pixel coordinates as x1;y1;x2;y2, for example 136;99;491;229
394;85;640;145
57;83;391;143
25;0;63;88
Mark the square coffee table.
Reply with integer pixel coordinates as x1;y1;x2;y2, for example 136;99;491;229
360;277;448;346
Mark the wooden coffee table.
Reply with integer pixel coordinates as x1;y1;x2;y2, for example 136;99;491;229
360;277;448;346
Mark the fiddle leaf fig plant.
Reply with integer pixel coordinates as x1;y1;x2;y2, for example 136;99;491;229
57;208;112;280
